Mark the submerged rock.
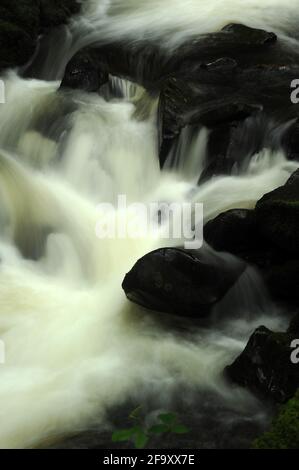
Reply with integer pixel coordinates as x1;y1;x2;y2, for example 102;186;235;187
122;247;246;318
225;325;299;403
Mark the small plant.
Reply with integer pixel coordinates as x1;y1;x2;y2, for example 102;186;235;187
112;406;190;449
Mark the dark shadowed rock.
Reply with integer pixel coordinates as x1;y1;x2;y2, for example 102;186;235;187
283;120;299;161
122;248;246;318
225;326;299;403
204;209;258;255
203;208;281;269
0;0;80;71
159;60;299;167
168;24;277;72
288;312;299;336
60;48;109;92
61;41;166;92
266;260;299;303
255;169;299;255
61;23;279;96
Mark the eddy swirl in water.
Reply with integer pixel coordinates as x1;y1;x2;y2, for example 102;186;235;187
0;0;299;449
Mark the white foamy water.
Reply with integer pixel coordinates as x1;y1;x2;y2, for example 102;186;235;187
0;0;298;449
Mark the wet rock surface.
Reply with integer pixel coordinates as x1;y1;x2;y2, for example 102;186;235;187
60;22;299;171
159;61;299;167
61;48;109;92
61;23;279;94
225;322;299;403
204;169;299;303
122;247;246;318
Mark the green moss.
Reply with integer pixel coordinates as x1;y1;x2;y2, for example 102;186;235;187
253;390;299;449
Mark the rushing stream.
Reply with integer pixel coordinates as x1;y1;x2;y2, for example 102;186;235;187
0;0;299;449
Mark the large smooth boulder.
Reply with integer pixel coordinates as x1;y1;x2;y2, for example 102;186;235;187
225;325;299;403
122;248;246;318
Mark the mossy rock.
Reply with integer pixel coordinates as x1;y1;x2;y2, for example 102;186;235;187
253;390;299;449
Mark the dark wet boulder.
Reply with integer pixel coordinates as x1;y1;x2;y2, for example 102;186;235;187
61;41;166;93
159;58;299;167
198;116;274;183
158;67;262;167
203;208;283;269
204;209;259;256
255;169;299;256
266;260;299;303
225;326;299;403
239;64;299;117
122;247;246;318
0;0;40;70
169;24;277;72
60;48;109;92
199;154;236;184
0;0;80;71
0;20;36;71
61;23;278;97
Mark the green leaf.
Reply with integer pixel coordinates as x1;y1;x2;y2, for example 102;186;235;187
158;413;177;425
172;424;190;434
148;424;170;435
129;405;142;420
112;429;135;442
134;431;149;449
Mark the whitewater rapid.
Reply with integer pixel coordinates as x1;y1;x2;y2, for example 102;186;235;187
0;0;298;448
